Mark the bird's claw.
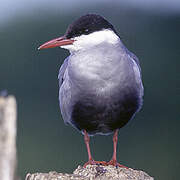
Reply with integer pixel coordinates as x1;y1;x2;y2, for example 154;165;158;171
106;159;128;169
83;159;107;167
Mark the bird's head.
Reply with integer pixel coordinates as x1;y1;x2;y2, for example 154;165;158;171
38;14;120;53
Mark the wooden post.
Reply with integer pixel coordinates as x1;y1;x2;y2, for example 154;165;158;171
0;95;17;180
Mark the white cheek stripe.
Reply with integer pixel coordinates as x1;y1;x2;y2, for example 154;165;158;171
61;29;119;52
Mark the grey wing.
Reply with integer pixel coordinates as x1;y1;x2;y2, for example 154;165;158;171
58;57;69;87
58;56;72;125
125;47;144;99
129;52;142;75
125;47;141;73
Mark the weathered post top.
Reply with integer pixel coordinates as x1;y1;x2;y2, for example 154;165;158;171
0;95;17;180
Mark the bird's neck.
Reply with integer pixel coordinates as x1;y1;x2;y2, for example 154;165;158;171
70;39;125;58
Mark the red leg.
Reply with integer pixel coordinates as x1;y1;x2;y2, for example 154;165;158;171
107;129;128;168
83;130;107;167
83;130;93;164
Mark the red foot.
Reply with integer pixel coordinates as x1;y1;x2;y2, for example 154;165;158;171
106;159;128;169
83;159;107;167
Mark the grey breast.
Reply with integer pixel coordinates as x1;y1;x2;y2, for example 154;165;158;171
58;47;143;135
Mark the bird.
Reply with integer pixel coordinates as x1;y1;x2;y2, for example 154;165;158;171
38;14;144;168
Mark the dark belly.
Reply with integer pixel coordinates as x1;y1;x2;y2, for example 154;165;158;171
71;92;141;135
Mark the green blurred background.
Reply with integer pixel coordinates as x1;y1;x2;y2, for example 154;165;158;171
0;0;179;179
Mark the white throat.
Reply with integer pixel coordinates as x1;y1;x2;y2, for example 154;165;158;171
61;29;120;53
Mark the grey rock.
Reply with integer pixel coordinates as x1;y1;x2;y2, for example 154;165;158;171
25;165;154;180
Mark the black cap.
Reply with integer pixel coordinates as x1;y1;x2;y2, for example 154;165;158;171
65;14;118;39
